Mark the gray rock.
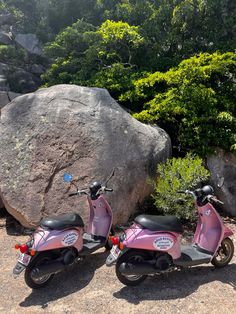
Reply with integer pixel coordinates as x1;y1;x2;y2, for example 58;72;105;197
207;149;236;216
0;62;9;74
0;11;15;26
0;91;21;109
0;85;171;227
0;74;8;91
15;33;43;56
0;31;13;45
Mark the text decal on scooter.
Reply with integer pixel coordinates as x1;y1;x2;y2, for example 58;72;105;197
61;232;79;246
153;236;174;251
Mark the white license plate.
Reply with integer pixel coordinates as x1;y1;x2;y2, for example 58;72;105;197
106;245;121;266
18;253;31;266
110;245;121;258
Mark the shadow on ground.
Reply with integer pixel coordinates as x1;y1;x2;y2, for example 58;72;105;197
19;250;109;308
113;263;236;304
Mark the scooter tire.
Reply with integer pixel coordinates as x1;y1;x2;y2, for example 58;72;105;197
24;252;55;289
211;237;234;268
115;249;148;286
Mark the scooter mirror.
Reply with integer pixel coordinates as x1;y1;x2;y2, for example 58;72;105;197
217;176;224;188
63;172;73;183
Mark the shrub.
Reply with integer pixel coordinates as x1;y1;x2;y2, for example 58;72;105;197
153;154;210;221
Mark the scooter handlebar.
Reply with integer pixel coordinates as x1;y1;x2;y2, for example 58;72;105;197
104;188;113;192
177;190;195;197
96;187;113;195
207;195;224;205
69;190;88;197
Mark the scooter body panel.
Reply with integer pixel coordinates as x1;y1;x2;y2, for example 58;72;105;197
32;226;83;252
87;195;113;239
123;223;182;260
193;203;230;254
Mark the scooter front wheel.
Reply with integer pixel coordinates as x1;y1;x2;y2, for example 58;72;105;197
211;237;234;268
115;249;148;286
25;252;55;289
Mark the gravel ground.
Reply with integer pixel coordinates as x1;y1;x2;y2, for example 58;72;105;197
1;217;236;314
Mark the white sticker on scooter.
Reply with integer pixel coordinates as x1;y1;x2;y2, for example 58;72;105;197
153;236;174;250
61;232;79;246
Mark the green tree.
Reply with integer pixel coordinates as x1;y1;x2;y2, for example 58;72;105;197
42;19;145;101
133;52;236;155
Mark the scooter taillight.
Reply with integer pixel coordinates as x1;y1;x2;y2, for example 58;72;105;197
15;239;34;254
15;243;29;253
110;236;119;245
110;236;125;250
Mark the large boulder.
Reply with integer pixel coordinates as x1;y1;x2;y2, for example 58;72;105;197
0;85;171;227
207;149;236;216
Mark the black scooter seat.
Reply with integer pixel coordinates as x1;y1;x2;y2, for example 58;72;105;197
41;213;84;230
134;215;183;233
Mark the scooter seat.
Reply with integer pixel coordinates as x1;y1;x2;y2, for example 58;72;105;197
40;213;84;230
134;215;183;233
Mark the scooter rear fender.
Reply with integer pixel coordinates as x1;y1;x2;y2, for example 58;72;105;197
123;224;182;260
32;227;83;252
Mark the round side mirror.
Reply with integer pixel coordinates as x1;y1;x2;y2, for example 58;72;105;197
217;175;224;188
63;172;73;183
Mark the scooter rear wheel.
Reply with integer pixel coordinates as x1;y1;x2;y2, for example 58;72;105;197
25;252;55;289
115;249;148;286
211;237;234;268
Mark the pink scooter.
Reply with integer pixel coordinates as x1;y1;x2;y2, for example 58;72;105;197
106;185;234;286
13;171;114;289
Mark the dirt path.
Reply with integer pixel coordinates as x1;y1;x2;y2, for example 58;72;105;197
1;217;236;314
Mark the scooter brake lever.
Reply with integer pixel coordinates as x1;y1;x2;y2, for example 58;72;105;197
210;196;224;205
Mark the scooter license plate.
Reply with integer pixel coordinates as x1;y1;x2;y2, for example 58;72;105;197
111;245;121;258
106;245;121;266
18;253;31;266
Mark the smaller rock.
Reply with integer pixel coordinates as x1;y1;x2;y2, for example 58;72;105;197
207;149;236;216
0;62;9;74
0;91;21;109
0;31;13;45
15;33;43;56
0;11;15;26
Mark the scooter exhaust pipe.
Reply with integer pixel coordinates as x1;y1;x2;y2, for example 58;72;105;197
31;261;67;279
119;261;159;276
31;250;77;279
